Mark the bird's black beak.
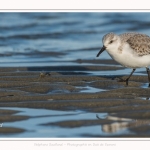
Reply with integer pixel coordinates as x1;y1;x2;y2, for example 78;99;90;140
96;46;106;57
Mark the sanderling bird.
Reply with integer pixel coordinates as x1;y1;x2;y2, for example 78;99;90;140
96;32;150;87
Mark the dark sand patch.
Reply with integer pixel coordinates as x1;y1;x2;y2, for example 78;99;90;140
75;59;120;65
0;127;25;134
0;115;29;122
42;119;115;128
0;109;20;115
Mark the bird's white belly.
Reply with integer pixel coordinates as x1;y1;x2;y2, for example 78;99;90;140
108;51;150;68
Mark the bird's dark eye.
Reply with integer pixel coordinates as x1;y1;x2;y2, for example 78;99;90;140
109;40;113;44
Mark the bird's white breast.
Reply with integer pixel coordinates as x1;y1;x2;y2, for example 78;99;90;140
106;43;150;68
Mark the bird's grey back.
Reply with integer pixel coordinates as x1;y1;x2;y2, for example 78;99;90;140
126;33;150;56
119;32;139;43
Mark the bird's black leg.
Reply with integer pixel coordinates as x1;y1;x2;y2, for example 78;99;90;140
146;67;150;87
125;69;136;86
118;69;136;86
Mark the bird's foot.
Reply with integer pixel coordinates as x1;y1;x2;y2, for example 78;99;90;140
116;77;129;86
116;77;126;82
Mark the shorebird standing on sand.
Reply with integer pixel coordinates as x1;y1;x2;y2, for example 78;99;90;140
97;32;150;87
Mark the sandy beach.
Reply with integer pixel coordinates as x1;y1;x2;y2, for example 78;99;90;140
0;59;150;137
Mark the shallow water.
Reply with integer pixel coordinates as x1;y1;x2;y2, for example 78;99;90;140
0;107;103;137
0;107;133;137
1;12;150;138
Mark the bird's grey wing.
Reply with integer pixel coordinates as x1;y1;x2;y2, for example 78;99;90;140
119;32;141;43
126;34;150;56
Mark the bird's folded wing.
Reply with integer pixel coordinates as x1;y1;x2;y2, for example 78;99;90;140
126;34;150;56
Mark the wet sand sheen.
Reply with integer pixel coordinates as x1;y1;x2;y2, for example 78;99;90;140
0;65;150;137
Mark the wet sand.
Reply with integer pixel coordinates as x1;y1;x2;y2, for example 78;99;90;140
0;60;150;137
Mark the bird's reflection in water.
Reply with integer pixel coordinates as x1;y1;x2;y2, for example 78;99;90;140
96;114;150;133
